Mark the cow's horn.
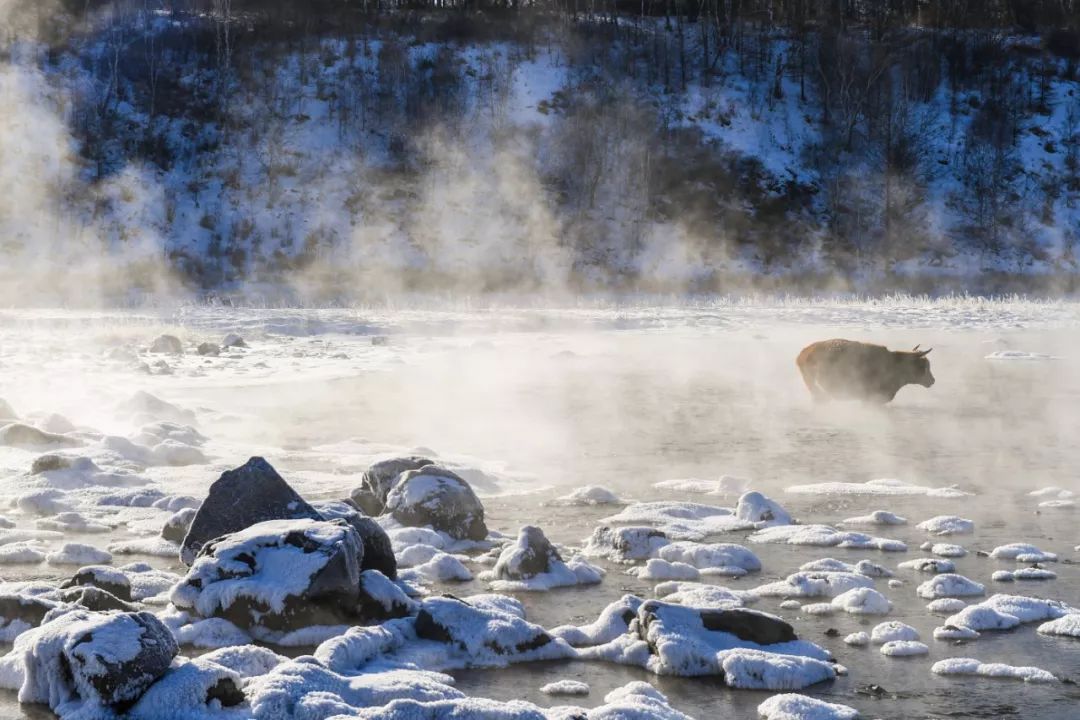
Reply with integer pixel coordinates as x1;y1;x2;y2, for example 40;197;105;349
912;344;921;352
919;348;933;356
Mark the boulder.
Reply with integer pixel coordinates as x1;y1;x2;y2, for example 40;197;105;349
180;457;322;565
149;334;184;354
0;593;58;638
171;519;368;634
221;333;246;348
385;465;487;541
161;508;197;544
735;491;792;526
314;501;397;579
16;610;177;713
414;595;555;657
0;423;81;449
196;342;220;357
356;570;416;621
30;454;74;474
493;526;561;580
58;586;139;613
350;456;434;515
61;566;133;602
583;526;669;563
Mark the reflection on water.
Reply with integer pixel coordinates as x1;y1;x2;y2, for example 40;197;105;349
1;316;1079;719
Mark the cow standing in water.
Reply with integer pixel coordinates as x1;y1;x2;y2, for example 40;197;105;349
797;339;934;403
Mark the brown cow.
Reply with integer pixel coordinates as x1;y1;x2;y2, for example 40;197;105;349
797;339;934;403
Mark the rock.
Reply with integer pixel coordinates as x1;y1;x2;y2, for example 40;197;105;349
370;335;390;346
196;342;220;357
58;586;139;613
162;508;197;544
582;526;669;563
385;465;487;541
350;456;434;515
0;593;58;638
415;595;554;656
172;519;373;635
30;454;73;474
493;526;561;580
313;501;397;579
0;423;81;449
61;566;133;601
642;602;798;645
355;570;416;621
149;334;184;354
222;333;247;348
16;610;177;713
180;457;322;565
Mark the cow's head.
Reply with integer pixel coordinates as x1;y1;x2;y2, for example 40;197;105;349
907;345;935;387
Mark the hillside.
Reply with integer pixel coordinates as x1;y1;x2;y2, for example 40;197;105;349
1;1;1079;302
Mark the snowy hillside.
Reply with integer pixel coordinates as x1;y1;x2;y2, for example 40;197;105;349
1;4;1078;302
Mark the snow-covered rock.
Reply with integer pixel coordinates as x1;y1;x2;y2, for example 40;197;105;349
149;334;183;354
870;621;919;644
757;693;860;720
932;658;1056;682
46;543;112;566
830;588;891;615
749;525;905;552
880;640;928;656
735;491;792;526
841;510;907;526
385;465;488;541
988;543;1058;563
549;485;621;506
485;525;604;591
539;679;590;695
897;557;955;573
916;573;985;599
350;455;434;515
1037;614;1080;638
916;515;974;536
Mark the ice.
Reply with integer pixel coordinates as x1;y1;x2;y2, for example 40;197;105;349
916;515;974;536
870;621;919;644
757;693;860;720
916;574;985;599
1037;614;1080;638
784;478;971;498
548;485;621;506
45;543;112;566
880;640;929;656
840;510;907;526
830;587;891;615
748;525;906;552
988;543;1058;563
932;658;1057;682
539;679;590;695
599;502;753;540
1029;486;1076;499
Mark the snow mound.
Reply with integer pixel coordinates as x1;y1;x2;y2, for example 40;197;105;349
841;510;907;526
653;476;751;495
938;594;1074;636
753;572;874;599
880;640;928;656
600;502;753;540
927;598;968;614
932;658;1057;682
897;557;955;573
843;632;869;646
582;525;670;563
1037;614;1080;638
548;486;621;506
916;515;974;536
757;693;860;720
930;543;966;558
45;543;112;566
917;574;985;599
749;525;905;552
870;622;919;644
830;588;891;615
988;543;1058;563
656;541;761;576
735;491;792;527
539;679;590;695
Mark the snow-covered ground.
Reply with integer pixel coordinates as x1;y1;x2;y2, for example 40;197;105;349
0;299;1078;719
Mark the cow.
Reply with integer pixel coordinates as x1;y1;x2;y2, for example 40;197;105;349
796;339;934;403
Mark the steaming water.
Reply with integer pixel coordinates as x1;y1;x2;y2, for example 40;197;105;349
0;300;1078;719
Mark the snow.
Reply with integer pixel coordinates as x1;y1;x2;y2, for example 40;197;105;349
652;476;751;496
599;502;753;540
582;526;670;563
753;572;874;599
927;598;968;614
916;574;985;599
656;542;761;575
840;510;907;526
757;693;860;720
549;485;621;506
784;478;970;498
843;632;869;646
985;351;1055;361
916;515;974;536
634;559;701;581
988;543;1058;563
880;640;929;657
930;543;967;558
938;594;1074;635
932;658;1057;682
734;491;792;527
539;679;590;695
1037;614;1080;638
550;595;644;647
45;543;112;566
653;582;754;609
870;622;920;644
400;552;474;583
749;525;905;552
830;588;892;615
995;567;1058;581
173;618;252;649
897;558;955;573
0;543;46;564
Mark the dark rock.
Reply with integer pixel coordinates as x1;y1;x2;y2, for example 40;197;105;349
61;611;177;710
697;607;797;645
61;566;133;601
824;627;840;637
58;586;139;613
149;334;184;354
206;677;245;706
314;502;398;579
181;457;322;565
197;342;220;357
0;593;57;632
857;684;889;697
349;456;433;515
222;333;247;348
385;465;487;541
161;507;197;544
370;335;390;346
173;519;367;633
0;423;81;449
31;454;73;474
356;570;416;621
414;595;553;656
493;526;561;580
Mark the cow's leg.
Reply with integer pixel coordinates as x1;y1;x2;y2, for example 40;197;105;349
798;362;828;403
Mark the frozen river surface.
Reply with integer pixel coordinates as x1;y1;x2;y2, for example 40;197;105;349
0;298;1078;719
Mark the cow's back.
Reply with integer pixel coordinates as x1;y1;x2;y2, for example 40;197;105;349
798;339;891;396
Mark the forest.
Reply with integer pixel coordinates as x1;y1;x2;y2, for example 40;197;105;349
1;0;1078;299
